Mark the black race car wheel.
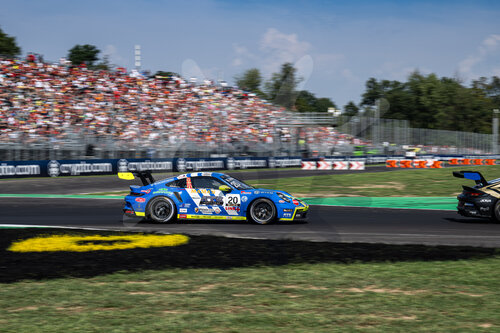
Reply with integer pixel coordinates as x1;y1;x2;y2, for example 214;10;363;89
147;197;176;223
249;198;276;225
492;200;500;223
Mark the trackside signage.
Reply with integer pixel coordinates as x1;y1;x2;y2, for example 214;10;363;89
0;154;493;178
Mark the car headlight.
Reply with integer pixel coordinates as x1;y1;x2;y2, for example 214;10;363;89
277;192;290;202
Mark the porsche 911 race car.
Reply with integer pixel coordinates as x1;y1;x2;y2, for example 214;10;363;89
118;171;309;224
454;170;500;221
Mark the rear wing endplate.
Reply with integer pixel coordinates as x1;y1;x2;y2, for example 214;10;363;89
118;170;155;186
452;170;488;186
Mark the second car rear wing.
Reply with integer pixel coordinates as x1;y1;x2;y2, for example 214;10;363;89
452;170;488;186
118;170;156;186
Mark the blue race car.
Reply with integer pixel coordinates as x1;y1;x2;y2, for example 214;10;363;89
119;171;309;224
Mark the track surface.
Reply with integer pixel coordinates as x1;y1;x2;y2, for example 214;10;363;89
0;167;393;194
3;197;500;248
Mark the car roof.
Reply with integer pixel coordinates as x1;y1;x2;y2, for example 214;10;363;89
157;172;228;185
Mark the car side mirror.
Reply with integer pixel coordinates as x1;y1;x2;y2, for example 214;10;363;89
219;185;231;192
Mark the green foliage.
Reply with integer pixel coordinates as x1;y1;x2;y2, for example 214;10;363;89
67;44;100;67
265;62;302;109
343;101;360;117
361;71;498;133
0;27;21;57
93;55;111;71
154;70;179;78
295;90;337;113
235;68;265;97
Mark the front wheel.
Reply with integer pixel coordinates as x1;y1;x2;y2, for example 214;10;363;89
147;197;176;223
249;198;276;225
491;200;500;223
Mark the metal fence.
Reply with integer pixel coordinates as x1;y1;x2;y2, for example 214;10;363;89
0;113;496;161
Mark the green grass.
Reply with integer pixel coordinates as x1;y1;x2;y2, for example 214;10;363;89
1;258;500;332
246;165;500;197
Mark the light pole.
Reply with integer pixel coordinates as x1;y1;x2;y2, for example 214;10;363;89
493;109;499;155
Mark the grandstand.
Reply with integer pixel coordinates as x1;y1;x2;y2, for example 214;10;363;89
0;56;494;160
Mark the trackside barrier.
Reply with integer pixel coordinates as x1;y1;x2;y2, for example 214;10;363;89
317;161;332;170
349;161;365;170
301;161;317;170
448;158;496;166
333;161;349;170
385;159;444;169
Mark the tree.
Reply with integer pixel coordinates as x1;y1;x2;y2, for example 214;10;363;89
0;27;21;57
315;97;336;113
295;90;317;113
265;62;302;109
343;101;360;117
235;68;264;97
93;55;111;71
68;44;100;67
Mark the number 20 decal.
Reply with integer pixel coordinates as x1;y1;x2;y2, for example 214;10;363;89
225;194;240;206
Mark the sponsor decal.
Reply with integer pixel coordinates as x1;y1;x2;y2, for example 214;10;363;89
8;234;189;252
141;189;151;194
254;191;260;194
57;161;112;176
198;189;210;195
214;207;221;214
177;174;187;179
135;197;146;203
47;160;60;177
126;160;173;172
153;189;173;195
179;208;187;213
283;209;294;212
480;198;492;203
180;203;191;208
0;163;41;177
179;214;187;218
194;208;199;213
279;200;285;204
200;207;213;214
241;196;248;203
186;177;192;188
226;206;241;211
292;199;299;205
201;172;213;177
283;213;292;218
241;191;251;195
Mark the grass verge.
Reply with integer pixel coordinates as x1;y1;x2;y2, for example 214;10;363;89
1;229;500;332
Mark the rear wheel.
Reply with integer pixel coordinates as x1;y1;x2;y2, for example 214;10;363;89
249;198;276;225
147;197;176;223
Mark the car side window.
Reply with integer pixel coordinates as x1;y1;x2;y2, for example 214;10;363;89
166;178;187;188
192;176;226;189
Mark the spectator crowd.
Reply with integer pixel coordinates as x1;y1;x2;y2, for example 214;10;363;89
0;56;362;156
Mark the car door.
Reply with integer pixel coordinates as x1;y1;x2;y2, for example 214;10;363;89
190;176;229;217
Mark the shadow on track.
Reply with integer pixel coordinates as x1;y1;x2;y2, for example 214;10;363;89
1;228;499;283
444;217;499;225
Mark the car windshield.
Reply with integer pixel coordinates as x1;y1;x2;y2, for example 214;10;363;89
221;175;254;190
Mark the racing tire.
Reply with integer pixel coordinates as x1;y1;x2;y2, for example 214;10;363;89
147;196;177;223
248;198;276;225
491;200;500;223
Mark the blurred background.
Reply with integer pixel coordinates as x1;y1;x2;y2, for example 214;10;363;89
1;0;499;161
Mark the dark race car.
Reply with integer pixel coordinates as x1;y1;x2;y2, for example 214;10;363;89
119;171;309;224
454;170;500;221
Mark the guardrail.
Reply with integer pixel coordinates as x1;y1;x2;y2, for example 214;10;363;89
1;154;499;178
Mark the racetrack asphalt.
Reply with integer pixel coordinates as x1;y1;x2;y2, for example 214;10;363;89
3;197;500;248
0;166;393;194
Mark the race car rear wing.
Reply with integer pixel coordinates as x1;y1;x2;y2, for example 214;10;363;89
118;170;155;186
452;170;488;186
